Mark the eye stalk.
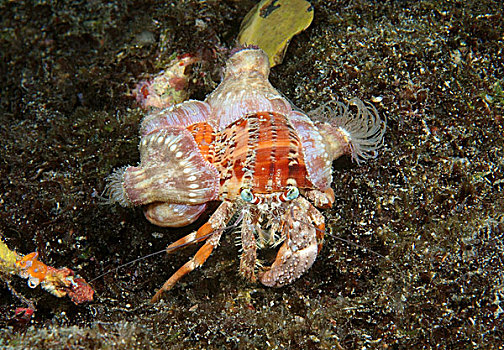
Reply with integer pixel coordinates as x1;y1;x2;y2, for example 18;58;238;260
241;187;299;204
285;186;299;200
279;186;300;202
240;188;262;204
240;188;254;202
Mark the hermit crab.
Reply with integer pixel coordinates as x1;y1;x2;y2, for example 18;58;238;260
106;48;385;302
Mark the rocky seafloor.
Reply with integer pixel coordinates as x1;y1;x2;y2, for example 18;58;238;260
1;0;503;349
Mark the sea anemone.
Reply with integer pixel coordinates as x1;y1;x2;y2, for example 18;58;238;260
310;98;386;164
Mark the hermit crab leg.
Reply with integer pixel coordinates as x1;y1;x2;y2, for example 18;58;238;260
151;231;223;303
306;197;326;253
151;200;236;302
239;208;258;282
258;197;324;287
163;220;217;254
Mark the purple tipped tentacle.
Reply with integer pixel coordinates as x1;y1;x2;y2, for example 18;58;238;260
105;166;135;207
310;98;386;164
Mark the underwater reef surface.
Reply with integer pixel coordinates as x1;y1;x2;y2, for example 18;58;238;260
1;0;503;348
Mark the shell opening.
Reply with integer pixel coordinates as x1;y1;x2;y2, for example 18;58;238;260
225;48;270;79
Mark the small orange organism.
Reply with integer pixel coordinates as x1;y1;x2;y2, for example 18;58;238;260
16;252;48;288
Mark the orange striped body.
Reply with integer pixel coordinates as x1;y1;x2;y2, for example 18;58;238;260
186;121;215;163
187;112;314;200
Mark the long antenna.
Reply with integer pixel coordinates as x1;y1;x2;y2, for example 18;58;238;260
295;217;399;270
89;212;246;283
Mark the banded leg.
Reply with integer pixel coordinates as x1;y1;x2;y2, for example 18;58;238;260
151;231;223;303
151;201;235;302
303;188;331;251
165;221;216;255
239;210;257;282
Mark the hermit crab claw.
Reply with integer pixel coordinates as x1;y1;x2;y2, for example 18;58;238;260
258;197;326;287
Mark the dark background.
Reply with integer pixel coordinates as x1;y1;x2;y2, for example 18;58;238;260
1;0;503;348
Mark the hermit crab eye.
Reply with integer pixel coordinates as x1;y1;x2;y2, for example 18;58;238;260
240;188;255;202
279;186;300;202
286;187;299;200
